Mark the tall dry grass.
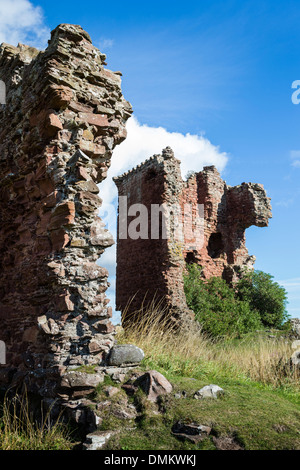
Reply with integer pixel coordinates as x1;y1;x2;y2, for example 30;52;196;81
0;390;72;450
118;299;299;391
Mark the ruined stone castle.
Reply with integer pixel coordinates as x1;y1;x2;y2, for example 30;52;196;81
114;147;272;325
0;23;272;407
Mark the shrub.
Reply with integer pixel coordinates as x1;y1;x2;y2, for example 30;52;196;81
236;270;289;328
183;264;262;337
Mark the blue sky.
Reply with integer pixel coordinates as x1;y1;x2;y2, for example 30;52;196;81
1;0;299;320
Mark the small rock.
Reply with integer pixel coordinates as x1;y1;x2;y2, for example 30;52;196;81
290;318;300;338
99;366;130;383
194;384;224;399
104;385;120;397
83;431;114;450
107;344;144;366
291;340;300;350
112;408;136;420
172;421;211;444
60;371;104;389
291;350;300;367
134;370;173;402
96;400;111;411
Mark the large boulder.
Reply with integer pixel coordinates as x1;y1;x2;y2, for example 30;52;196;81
134;370;173;402
107;344;144;366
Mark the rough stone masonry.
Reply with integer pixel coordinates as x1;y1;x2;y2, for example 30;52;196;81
0;24;132;395
114;147;272;326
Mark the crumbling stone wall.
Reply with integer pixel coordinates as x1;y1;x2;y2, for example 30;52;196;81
0;24;132;393
114;147;193;326
114;147;272;325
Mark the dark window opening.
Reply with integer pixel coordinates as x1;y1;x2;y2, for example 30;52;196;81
185;251;197;265
146;169;157;180
208;232;224;259
206;201;213;219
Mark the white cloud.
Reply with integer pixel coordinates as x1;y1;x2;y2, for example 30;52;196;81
278;278;300;289
98;116;228;322
100;116;228;207
290;150;300;168
0;0;49;48
275;198;294;208
98;38;114;51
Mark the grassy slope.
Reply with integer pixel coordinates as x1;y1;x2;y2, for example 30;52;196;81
104;365;300;450
104;317;300;451
0;316;299;450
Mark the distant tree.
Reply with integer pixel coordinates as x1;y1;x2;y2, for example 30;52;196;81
236;270;289;329
184;264;289;337
183;264;262;337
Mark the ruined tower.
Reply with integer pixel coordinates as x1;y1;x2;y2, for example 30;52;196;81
0;24;132;397
114;147;272;325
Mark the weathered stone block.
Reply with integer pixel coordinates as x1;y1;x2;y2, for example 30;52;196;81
108;344;145;366
134;370;173;402
194;384;224;399
49;201;75;230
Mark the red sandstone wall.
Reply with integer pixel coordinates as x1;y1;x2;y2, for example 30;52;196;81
0;24;132;387
115;148;194;325
115;155;169;320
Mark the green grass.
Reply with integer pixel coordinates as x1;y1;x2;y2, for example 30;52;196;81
0;392;74;450
1;304;299;450
108;305;300;450
103;370;300;450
